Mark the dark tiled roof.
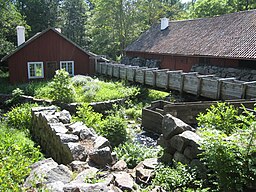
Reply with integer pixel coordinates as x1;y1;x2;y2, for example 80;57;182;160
125;10;256;60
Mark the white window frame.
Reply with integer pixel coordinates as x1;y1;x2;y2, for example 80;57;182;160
27;62;44;79
60;61;74;76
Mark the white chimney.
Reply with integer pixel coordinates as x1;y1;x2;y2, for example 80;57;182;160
16;26;25;46
161;17;169;30
55;28;61;33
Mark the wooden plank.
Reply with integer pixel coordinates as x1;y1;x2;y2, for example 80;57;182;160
156;70;169;89
145;69;157;86
183;73;199;95
221;79;245;100
168;71;183;91
107;63;114;77
243;81;256;99
200;77;219;99
119;65;131;80
127;66;139;82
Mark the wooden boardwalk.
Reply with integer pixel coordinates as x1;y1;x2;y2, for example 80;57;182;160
95;62;256;100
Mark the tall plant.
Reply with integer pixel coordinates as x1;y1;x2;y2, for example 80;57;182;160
49;69;75;103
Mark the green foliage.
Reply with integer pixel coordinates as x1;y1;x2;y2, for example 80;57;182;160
197;102;240;135
114;142;162;168
100;114;128;147
49;69;75;103
197;102;256;191
72;103;103;132
4;103;38;131
84;171;105;184
5;88;24;106
152;162;205;191
0;124;43;191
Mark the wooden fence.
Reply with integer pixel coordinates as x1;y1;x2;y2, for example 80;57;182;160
95;62;256;100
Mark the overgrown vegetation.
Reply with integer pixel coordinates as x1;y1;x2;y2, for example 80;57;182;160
0;103;43;191
197;102;256;191
114;142;162;168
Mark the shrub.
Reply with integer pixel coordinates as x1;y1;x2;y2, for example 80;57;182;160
0;124;43;191
71;75;93;86
100;114;128;147
4;103;38;131
49;69;75;103
114;142;162;168
4;88;24;106
197;102;240;135
198;125;256;191
72;103;103;132
197;103;256;191
152;162;205;191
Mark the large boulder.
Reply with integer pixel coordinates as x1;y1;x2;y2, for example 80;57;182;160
162;114;194;139
89;146;114;166
113;172;135;191
24;158;72;188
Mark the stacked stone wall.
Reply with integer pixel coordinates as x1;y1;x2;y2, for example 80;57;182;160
31;106;115;166
191;64;256;81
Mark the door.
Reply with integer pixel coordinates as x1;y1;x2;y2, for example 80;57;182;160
46;61;58;79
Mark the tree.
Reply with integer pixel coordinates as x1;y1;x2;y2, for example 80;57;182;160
14;0;60;37
60;0;90;48
88;0;187;59
0;0;28;58
190;0;256;18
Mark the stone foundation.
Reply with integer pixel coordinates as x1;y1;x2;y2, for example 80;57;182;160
191;64;256;81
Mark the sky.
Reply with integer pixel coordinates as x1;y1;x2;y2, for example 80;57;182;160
181;0;191;3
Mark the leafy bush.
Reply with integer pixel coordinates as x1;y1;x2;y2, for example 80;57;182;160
0;124;43;191
4;103;38;131
152;162;205;191
72;103;103;132
197;102;256;191
71;75;93;86
114;142;162;168
199;125;256;191
5;88;24;106
49;69;75;103
100;114;128;147
197;102;242;135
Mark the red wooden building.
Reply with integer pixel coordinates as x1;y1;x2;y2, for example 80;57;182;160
1;28;97;84
125;10;256;72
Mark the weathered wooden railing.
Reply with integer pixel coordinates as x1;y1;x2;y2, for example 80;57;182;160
95;62;256;100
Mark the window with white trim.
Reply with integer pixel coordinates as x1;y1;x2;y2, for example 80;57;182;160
27;62;44;79
60;61;74;76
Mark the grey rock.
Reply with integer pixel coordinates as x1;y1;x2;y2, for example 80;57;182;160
173;151;190;165
32;106;57;114
46;181;65;192
49;123;68;134
111;160;127;171
72;166;98;183
80;127;96;140
58;110;72;124
94;136;110;150
162;114;193;139
46;164;72;184
57;133;79;143
69;161;88;172
142;158;158;169
24;158;58;187
89;147;114;166
184;146;200;160
136;167;153;184
63;183;108;192
43;114;59;123
169;135;186;152
67;121;83;133
66;142;87;161
24;158;72;188
108;184;123;192
160;151;173;164
113;172;134;191
179;131;201;146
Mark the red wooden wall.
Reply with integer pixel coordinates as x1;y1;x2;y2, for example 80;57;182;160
7;29;91;83
126;51;239;72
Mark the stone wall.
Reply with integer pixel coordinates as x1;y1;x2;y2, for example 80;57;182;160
31;106;115;166
157;114;205;173
121;56;160;68
191;64;256;81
